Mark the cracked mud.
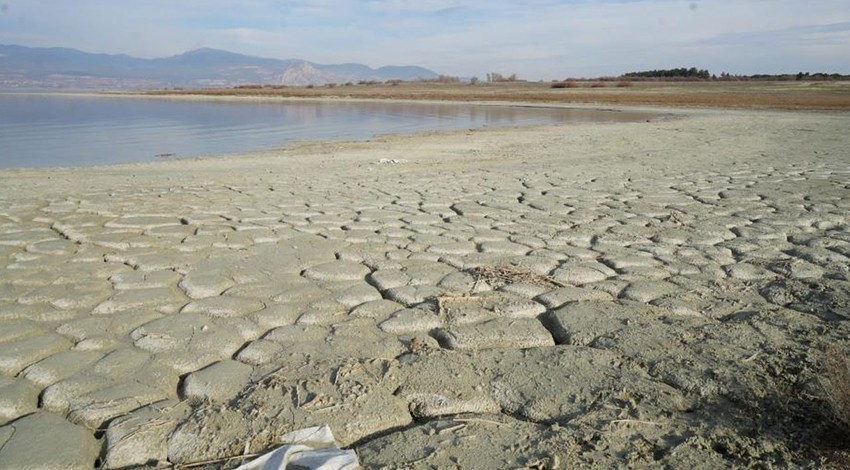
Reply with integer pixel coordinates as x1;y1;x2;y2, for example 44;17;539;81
1;105;849;468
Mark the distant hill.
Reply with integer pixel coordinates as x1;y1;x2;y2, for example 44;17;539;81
0;44;439;89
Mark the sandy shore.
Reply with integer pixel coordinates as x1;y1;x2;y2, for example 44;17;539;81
1;105;849;468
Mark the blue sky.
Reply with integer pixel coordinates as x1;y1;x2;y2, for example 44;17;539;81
1;0;849;79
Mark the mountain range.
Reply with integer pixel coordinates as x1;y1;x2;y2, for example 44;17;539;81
0;44;439;89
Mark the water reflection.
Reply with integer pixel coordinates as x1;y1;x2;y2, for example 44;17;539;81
0;94;654;168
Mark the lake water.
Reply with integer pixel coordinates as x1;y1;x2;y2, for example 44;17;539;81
0;93;654;168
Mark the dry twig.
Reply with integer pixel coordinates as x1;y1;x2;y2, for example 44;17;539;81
175;452;260;469
467;265;565;288
453;416;512;427
610;419;662;427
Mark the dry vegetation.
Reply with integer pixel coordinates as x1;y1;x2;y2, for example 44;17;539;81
806;345;850;467
466;265;565;289
143;80;850;110
820;345;850;429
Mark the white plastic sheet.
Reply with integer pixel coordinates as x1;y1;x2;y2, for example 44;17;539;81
235;426;359;470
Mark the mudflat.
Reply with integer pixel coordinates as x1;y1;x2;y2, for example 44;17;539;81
1;104;849;468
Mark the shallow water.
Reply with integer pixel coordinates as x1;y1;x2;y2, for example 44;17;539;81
0;93;653;168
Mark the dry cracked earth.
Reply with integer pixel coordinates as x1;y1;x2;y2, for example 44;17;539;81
1;110;849;469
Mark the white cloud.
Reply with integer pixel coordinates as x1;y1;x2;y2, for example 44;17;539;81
1;0;849;78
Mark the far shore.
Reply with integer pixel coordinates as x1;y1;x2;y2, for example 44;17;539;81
129;79;850;111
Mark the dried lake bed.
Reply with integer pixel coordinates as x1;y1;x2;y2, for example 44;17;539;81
1;103;849;468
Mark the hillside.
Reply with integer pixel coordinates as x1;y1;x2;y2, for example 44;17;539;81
0;44;438;89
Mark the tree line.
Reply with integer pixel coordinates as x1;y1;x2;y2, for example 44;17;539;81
623;67;710;79
621;68;850;81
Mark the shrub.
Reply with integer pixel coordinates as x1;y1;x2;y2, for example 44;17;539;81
552;80;581;89
486;72;520;82
590;82;606;88
616;80;633;87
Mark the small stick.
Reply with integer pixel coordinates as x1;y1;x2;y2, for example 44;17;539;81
453;417;511;427
438;423;467;434
312;404;342;413
176;453;261;468
742;351;760;363
610;419;661;426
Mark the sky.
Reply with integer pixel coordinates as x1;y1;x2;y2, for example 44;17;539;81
1;0;849;79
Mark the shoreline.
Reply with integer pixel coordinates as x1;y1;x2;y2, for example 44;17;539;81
1;105;850;468
2;102;699;192
0;98;834;179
